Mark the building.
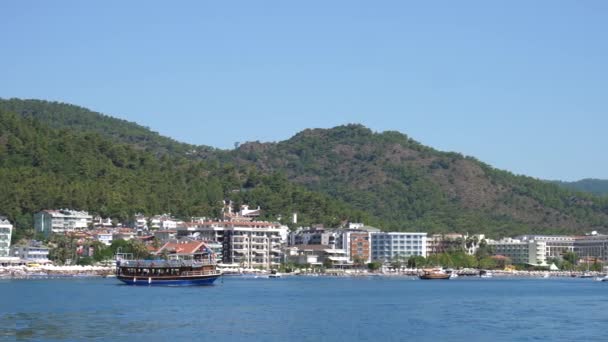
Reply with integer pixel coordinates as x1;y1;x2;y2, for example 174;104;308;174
174;202;289;269
287;245;349;267
0;216;13;258
154;230;177;243
156;239;215;261
488;238;547;266
370;232;427;262
221;221;286;268
574;234;608;262
10;241;50;262
288;228;340;247
517;235;575;259
347;232;371;263
35;209;93;236
92;216;114;229
93;231;113;246
289;226;380;263
113;228;136;241
177;220;288;269
134;214;148;230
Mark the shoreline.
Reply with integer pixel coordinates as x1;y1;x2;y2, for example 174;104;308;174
0;265;113;279
2;265;603;280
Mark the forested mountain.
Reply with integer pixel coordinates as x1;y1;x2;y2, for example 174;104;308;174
1;98;607;237
0;98;220;159
0;109;369;235
552;179;608;197
229;125;608;237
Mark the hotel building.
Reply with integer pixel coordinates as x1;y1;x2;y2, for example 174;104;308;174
35;209;93;236
488;238;547;265
370;232;427;262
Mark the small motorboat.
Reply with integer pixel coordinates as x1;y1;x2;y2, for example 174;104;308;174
268;270;282;278
479;270;493;278
594;275;608;282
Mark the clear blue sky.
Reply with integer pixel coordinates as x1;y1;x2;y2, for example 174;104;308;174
1;1;606;181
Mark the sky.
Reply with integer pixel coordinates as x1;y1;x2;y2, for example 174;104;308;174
1;1;607;181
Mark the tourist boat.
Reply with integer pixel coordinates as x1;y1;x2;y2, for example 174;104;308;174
419;269;450;280
116;259;221;286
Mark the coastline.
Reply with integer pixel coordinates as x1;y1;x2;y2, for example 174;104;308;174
2;265;603;280
0;265;113;279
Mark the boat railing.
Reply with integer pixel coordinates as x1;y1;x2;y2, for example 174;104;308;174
182;270;221;276
119;259;216;268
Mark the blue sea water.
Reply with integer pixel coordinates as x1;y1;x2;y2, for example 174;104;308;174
1;276;607;341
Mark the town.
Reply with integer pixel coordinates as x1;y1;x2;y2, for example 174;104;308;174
1;200;607;277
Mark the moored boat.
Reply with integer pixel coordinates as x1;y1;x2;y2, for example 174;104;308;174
116;259;221;286
419;269;450;280
268;270;282;278
479;270;493;278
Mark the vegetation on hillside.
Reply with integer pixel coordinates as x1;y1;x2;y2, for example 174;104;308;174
552;179;608;197
1;98;607;238
0;110;368;237
231;124;608;236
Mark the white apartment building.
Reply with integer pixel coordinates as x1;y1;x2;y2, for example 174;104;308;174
134;214;148;230
488;238;547;266
517;235;575;259
94;232;113;246
0;216;13;257
35;209;93;236
370;232;427;262
177;220;288;269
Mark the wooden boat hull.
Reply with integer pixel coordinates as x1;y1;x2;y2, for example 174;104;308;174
117;273;221;286
419;274;450;280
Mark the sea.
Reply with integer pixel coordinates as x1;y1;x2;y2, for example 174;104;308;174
1;276;606;341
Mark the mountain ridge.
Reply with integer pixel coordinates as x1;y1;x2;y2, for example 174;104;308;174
1;98;607;237
552;179;608;197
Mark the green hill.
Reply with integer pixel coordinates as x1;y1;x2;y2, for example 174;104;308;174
0;109;369;236
1;98;607;237
552;179;608;197
0;98;221;159
230;125;608;236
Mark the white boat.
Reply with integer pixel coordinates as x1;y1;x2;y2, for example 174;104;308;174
479;270;493;278
445;269;458;279
268;270;282;278
594;275;608;282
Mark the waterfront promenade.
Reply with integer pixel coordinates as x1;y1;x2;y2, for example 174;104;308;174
3;265;597;280
0;265;113;279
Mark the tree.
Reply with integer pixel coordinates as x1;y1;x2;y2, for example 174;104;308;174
367;262;382;272
353;256;366;268
562;251;578;266
407;255;426;269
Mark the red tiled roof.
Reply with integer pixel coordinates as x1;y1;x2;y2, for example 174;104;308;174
157;241;207;255
146;245;159;252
